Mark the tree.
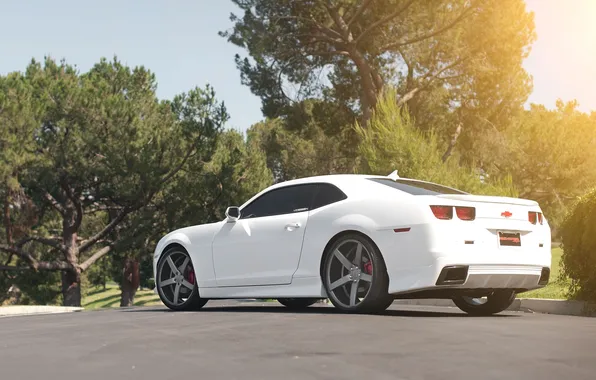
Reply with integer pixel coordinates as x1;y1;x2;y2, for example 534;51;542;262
112;128;272;306
560;188;596;302
221;0;535;137
0;57;227;306
497;101;596;231
356;87;517;196
247;99;358;182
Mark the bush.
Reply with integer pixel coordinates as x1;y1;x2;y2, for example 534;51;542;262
560;188;596;301
355;87;517;196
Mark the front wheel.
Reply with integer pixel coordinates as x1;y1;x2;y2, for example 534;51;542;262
322;233;392;313
277;298;319;309
452;290;516;316
156;246;208;311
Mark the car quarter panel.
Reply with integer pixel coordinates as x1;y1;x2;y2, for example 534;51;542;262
293;180;433;284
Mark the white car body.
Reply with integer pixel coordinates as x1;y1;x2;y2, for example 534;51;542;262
153;174;551;302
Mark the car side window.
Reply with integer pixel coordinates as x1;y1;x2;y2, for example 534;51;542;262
311;183;347;210
240;184;317;219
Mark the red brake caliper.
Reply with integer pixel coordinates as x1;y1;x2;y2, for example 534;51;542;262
363;261;373;275
186;265;196;285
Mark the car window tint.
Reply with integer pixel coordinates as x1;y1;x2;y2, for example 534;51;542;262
311;183;347;209
240;184;317;219
368;178;467;195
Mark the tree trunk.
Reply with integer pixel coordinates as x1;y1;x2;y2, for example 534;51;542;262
61;202;81;307
120;258;140;307
350;49;380;126
3;192;12;245
61;269;81;307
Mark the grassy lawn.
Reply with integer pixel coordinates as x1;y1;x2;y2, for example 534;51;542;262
522;247;569;299
82;284;162;310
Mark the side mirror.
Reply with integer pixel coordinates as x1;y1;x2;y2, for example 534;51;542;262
225;206;240;222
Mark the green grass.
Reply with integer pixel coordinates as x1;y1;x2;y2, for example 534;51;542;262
522;247;569;299
82;284;162;310
81;247;568;309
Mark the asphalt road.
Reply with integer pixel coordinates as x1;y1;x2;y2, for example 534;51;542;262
1;301;595;380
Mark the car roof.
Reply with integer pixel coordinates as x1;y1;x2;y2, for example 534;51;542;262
266;174;385;189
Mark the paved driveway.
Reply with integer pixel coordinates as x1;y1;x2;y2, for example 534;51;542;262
1;301;595;380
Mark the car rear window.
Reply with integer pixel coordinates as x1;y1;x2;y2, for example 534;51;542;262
368;178;467;195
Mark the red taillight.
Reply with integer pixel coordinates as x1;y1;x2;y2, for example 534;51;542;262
455;206;476;221
529;211;543;225
430;205;453;220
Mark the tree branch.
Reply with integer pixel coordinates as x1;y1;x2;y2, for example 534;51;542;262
43;191;66;216
346;0;375;28
60;178;83;230
36;261;72;271
0;244;37;268
23;236;67;253
442;123;463;162
160;146;195;185
78;210;129;254
381;4;475;50
0;265;31;271
79;245;111;272
354;0;415;45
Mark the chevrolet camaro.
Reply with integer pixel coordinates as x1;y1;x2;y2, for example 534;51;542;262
153;172;551;315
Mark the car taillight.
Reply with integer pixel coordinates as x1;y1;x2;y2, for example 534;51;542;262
529;211;543;225
455;206;476;221
430;205;453;220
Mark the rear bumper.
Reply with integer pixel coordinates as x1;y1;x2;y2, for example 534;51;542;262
435;264;548;288
385;248;551;295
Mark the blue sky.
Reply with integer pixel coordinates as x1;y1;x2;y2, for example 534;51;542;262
1;0;594;131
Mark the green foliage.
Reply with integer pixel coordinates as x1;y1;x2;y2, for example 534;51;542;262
356;88;517;196
0;57;231;306
497;101;596;230
222;0;535;147
560;188;596;301
247;99;358;182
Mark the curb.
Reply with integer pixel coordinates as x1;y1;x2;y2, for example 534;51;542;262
392;298;596;317
0;306;84;318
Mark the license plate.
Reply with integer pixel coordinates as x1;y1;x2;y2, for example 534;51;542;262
498;231;521;247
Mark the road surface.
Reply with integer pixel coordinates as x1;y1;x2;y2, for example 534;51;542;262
1;301;595;380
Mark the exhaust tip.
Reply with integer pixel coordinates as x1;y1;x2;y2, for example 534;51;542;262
538;267;550;285
436;265;469;286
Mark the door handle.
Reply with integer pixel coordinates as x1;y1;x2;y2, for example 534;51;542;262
285;222;301;230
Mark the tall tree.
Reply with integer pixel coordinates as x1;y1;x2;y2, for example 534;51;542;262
356;87;517;195
221;0;535;136
112;129;272;306
247;99;358;182
0;57;227;306
498;101;596;232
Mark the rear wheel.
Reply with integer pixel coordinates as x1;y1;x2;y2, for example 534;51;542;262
452;290;516;316
156;246;208;311
322;233;392;313
277;298;319;309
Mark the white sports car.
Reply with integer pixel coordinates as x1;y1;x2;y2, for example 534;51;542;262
153;172;551;315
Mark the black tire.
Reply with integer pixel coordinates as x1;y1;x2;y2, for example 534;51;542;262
156;246;208;311
452;290;516;316
322;233;392;313
277;298;319;309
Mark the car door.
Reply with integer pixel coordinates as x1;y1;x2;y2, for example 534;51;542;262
211;183;318;287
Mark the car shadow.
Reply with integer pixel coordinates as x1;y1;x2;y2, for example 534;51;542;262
122;303;519;318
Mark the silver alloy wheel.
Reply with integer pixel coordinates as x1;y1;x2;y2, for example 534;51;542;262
157;250;196;307
325;239;374;308
461;296;489;306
